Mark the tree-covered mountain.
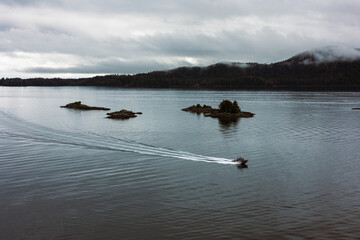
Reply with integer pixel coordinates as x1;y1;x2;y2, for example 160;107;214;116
2;46;360;90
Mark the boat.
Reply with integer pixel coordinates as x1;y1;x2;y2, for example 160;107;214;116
233;157;248;168
232;157;248;164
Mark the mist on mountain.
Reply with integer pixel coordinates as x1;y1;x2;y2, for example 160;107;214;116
1;46;360;90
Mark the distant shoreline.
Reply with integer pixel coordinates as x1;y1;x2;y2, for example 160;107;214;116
1;82;360;91
1;56;360;91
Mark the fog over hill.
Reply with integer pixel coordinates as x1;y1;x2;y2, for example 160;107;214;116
217;46;360;67
283;46;360;65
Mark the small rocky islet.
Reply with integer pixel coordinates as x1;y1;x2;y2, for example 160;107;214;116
106;110;142;119
182;100;255;119
60;101;110;111
61;99;254;122
61;101;141;120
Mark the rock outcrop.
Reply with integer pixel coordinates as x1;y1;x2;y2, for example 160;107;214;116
182;102;254;119
61;101;110;110
107;109;142;119
181;104;213;114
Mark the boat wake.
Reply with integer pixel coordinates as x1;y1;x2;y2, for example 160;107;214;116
0;110;235;165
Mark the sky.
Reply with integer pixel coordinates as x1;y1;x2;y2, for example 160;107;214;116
1;0;360;78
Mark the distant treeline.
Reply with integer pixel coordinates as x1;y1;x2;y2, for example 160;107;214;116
1;60;360;90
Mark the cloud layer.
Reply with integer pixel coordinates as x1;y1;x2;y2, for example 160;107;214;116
1;0;360;78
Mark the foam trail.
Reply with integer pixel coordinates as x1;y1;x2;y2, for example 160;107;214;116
0;110;235;165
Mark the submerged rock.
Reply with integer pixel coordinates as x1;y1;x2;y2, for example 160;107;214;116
61;101;110;111
352;108;360;110
107;109;142;119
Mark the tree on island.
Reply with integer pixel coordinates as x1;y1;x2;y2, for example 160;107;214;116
219;100;241;113
232;101;241;113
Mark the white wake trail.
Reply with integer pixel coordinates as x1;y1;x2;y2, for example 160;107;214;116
0;110;235;165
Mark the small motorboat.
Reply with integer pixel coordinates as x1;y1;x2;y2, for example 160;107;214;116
232;157;248;164
233;157;248;168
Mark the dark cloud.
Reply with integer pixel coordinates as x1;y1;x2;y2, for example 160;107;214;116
1;0;360;77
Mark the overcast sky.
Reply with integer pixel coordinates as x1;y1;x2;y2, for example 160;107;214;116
1;0;360;78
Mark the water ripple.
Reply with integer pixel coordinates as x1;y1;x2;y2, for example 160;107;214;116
0;109;234;165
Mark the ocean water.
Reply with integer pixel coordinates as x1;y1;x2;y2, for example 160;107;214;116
0;87;360;239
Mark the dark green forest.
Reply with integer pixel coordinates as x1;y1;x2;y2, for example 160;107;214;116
2;58;360;90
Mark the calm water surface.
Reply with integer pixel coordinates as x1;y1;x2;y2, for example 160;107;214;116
0;87;360;239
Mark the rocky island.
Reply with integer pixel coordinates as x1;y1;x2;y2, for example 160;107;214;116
61;101;110;110
106;109;142;119
182;100;254;119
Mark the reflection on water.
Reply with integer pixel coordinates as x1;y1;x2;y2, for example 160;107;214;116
237;163;248;169
1;87;360;239
218;117;240;135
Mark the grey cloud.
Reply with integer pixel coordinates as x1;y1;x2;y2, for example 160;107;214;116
0;24;13;32
1;0;360;77
3;0;358;20
143;34;221;57
24;58;193;74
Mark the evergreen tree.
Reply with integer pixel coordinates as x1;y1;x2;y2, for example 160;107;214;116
232;100;241;113
219;100;241;113
219;100;232;113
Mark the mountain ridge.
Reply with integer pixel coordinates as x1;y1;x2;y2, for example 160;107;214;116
1;46;360;91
